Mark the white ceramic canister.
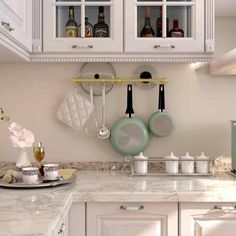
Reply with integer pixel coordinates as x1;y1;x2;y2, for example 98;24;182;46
165;152;179;174
181;152;195;174
196;152;210;174
134;153;148;174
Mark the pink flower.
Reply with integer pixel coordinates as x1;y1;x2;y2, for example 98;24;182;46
8;122;35;148
8;122;22;137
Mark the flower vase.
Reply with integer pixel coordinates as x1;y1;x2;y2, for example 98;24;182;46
16;149;31;168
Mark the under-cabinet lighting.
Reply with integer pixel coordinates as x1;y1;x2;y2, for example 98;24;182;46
190;62;208;70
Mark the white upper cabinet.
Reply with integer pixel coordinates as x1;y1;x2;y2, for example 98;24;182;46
87;202;178;236
180;203;236;236
125;0;205;53
43;0;123;53
0;0;214;62
0;0;32;50
40;0;214;62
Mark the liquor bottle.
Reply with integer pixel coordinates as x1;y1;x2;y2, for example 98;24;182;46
156;8;169;37
140;7;155;37
94;6;109;37
78;17;93;37
65;6;78;37
169;19;184;37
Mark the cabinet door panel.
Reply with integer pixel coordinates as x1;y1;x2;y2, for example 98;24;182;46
87;203;178;236
69;203;85;236
195;220;236;236
99;215;166;236
43;0;123;53
2;0;24;19
0;0;32;50
125;0;205;53
180;203;236;236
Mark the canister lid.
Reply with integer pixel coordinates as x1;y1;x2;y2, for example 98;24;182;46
165;152;179;160
181;152;194;160
196;152;209;160
134;152;148;160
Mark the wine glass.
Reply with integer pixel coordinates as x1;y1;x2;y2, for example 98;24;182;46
33;142;45;168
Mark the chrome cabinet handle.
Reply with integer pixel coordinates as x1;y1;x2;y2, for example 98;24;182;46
214;206;236;212
120;205;144;211
1;21;14;32
154;45;175;49
72;44;93;49
58;223;66;234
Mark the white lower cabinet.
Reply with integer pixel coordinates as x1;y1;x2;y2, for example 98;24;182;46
53;208;70;236
68;202;236;236
87;203;178;236
69;203;86;236
180;203;236;236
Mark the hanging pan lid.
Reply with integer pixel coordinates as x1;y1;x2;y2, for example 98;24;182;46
79;62;116;96
133;65;157;90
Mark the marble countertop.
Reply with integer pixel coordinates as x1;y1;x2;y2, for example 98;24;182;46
1;170;236;236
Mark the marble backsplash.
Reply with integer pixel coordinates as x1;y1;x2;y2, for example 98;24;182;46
0;156;231;172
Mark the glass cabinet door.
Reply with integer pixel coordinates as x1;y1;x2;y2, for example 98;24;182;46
125;0;205;53
43;0;123;53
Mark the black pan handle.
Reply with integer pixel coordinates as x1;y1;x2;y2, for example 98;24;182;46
161;84;166;111
158;84;165;112
125;84;134;118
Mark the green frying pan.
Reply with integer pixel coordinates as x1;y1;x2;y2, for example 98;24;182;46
110;84;150;156
148;84;174;137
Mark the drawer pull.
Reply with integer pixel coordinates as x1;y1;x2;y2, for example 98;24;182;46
58;223;66;234
72;44;93;49
154;45;175;49
1;21;14;32
214;206;236;212
120;205;144;211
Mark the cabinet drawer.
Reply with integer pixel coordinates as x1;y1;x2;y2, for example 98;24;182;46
180;203;236;236
87;202;178;236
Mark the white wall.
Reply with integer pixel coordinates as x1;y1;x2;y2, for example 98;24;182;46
0;18;236;162
215;18;236;57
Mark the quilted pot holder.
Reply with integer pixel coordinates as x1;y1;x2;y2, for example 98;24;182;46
57;89;94;130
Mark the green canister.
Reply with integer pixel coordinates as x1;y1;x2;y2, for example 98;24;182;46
231;121;236;171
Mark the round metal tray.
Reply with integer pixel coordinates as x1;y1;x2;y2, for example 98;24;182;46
0;175;76;189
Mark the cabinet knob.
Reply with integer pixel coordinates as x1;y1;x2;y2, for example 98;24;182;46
1;21;14;32
154;45;175;49
120;205;144;211
58;223;66;234
72;44;93;49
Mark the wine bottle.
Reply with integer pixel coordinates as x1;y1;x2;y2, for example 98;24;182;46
156;8;169;37
169;19;184;37
94;6;109;37
65;6;78;37
140;7;155;37
78;16;93;37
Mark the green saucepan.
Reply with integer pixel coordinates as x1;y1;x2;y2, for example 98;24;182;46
148;84;174;137
111;84;150;156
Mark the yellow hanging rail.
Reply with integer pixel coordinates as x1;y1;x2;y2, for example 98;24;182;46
71;77;168;85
